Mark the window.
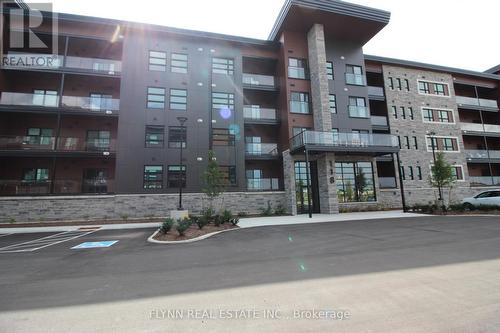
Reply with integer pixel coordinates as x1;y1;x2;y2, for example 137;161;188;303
442;138;454;151
168;126;186;148
26;128;53;145
329;94;337;113
220;166;236;185
145;126;164;148
413;136;418;149
408;166;414;180
397;136;401;149
348;97;368;118
451;166;464;181
345;65;364;85
326;62;334;80
212;92;234;110
404;79;410;91
288;58;308;79
336;162;376;202
23;168;49;182
396;78;402;90
86;130;110;151
391;105;397;119
422;108;454;123
292;127;310;137
212;128;235;146
388;77;394;90
418;80;449;96
147;87;165;109
33;89;58;107
167;165;186;188
423;108;433;122
409;107;414;120
90;93;113;111
290;92;310;114
212;57;234;75
404;136;410;149
144;166;163;189
169;89;187;110
417;166;422;180
332;128;339;141
426;136;459;152
400;106;406;119
149;51;167;71
438;110;451;123
171;53;188;73
400;166;405;180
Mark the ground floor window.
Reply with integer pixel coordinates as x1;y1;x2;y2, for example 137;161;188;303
336;161;376;202
22;168;49;182
295;161;312;210
167;165;186;188
144;165;163;189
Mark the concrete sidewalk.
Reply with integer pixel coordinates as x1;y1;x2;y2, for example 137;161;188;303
0;210;423;234
238;210;423;228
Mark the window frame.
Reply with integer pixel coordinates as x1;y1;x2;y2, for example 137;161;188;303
170;52;188;73
148;50;167;71
146;87;166;109
169;88;187;111
143;165;163;189
212;57;234;75
168;126;187;148
145;125;164;148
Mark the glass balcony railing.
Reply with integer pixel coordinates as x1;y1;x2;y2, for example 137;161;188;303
290;101;310;114
456;96;499;110
245;143;278;157
465;149;500;159
368;86;385;97
461;123;500;134
0;136;116;153
0;179;114;195
345;73;365;86
379;177;397;189
348;105;370;118
370;115;388;126
246;178;280;191
242;73;275;88
61;96;120;113
469;176;500;186
291;131;399;151
243;106;277;121
0;92;59;107
65;56;122;74
5;52;64;69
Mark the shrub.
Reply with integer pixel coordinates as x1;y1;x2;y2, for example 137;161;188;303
230;216;240;226
176;218;192;236
195;216;209;230
213;214;223;227
448;203;466;212
477;204;500;211
160;218;175;234
221;209;232;224
8;217;16;224
120;214;129;221
260;201;273;216
274;204;286;216
201;207;215;222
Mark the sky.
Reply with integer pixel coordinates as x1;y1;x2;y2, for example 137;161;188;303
49;0;499;72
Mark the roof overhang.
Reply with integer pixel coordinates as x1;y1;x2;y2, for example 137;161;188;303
268;0;390;45
485;64;500;75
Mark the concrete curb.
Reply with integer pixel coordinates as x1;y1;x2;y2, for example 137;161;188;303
147;227;240;244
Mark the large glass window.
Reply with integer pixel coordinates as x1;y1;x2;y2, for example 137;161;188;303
418;80;449;96
90;93;113;111
288;58;308;79
144;165;163;189
295;161;313;212
336;162;376;202
212;128;235;146
171;53;188;73
345;65;364;85
169;89;187;110
329;94;337;113
348;96;368;118
326;61;334;80
33;89;58;107
86;130;110;151
168;126;186;148
290;92;310;114
212;58;234;75
23;168;49;182
167;165;186;188
145;126;164;148
220;166;237;185
26;128;53;145
212;92;234;110
149;51;167;71
147;87;165;109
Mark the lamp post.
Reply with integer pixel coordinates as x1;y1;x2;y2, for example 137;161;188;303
177;116;188;210
428;131;443;202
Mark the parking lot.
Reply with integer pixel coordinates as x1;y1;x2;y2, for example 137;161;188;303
1;216;500;332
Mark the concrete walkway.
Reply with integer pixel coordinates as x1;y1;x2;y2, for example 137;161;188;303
238;210;423;228
0;210;423;234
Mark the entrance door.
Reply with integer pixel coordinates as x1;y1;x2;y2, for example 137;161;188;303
294;161;320;214
82;169;108;193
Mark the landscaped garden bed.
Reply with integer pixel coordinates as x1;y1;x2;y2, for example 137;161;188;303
409;203;500;215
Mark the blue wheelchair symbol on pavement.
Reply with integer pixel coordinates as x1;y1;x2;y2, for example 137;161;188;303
71;241;118;249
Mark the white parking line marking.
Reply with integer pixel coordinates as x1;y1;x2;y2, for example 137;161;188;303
0;230;99;253
0;233;12;238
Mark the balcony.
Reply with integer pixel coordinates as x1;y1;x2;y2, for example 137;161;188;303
456;96;499;111
465;149;500;161
469;176;500;187
461;123;500;136
379;177;397;189
0;178;114;195
345;73;365;86
0;92;59;108
243;106;278;124
3;52;64;70
242;74;276;90
0;136;116;156
245;143;279;159
370;115;389;127
368;86;385;100
348;105;370;118
290;130;399;155
61;96;120;114
246;178;280;191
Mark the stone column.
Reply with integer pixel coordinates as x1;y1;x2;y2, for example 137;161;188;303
282;149;297;215
307;23;331;131
316;153;339;214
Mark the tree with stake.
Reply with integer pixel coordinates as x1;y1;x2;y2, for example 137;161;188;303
202;150;225;209
429;152;456;209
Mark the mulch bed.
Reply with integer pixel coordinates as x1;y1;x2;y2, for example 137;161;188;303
153;223;238;242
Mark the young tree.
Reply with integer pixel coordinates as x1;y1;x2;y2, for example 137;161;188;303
202;150;225;206
429;152;456;206
355;169;367;201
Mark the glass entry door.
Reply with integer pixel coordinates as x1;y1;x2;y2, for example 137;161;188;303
82;169;108;193
295;161;320;214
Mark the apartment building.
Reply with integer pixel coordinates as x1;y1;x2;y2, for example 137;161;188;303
1;0;499;220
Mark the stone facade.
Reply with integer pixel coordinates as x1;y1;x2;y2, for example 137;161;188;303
282;149;298;215
0;191;286;223
316;153;339;213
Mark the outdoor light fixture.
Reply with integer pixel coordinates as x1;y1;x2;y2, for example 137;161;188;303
177;116;188;210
